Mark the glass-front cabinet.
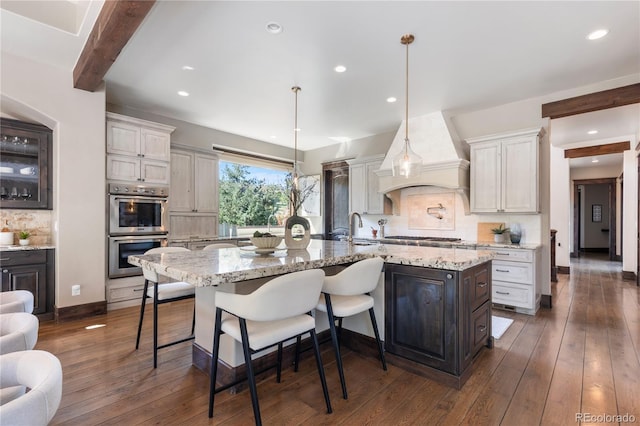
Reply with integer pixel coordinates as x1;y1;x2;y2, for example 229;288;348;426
0;118;52;209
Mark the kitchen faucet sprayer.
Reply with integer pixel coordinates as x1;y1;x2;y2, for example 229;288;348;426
347;211;363;243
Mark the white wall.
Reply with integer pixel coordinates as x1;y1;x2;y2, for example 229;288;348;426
622;149;638;274
550;145;571;268
581;184;610;248
1;51;106;308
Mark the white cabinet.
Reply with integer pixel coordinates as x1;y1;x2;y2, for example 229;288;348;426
106;112;175;184
347;155;390;215
489;246;540;315
169;148;218;213
467;128;542;213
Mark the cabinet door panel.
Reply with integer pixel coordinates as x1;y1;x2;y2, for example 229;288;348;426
107;121;140;156
385;265;457;373
170;151;194;212
194;154;218;213
169;214;218;239
502;138;538;212
365;161;383;214
107;155;140;182
140;129;170;161
470;143;500;212
3;264;47;314
140;159;170;185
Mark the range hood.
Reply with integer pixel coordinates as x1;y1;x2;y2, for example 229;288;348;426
376;111;470;214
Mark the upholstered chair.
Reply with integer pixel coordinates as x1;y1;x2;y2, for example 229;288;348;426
0;291;34;314
0;312;40;404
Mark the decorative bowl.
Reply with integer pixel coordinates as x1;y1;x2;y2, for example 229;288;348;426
250;235;283;249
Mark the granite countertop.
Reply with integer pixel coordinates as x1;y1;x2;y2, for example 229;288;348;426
128;239;494;288
0;245;55;251
353;237;541;250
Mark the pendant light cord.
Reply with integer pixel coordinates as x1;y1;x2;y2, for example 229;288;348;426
405;39;409;144
292;86;301;183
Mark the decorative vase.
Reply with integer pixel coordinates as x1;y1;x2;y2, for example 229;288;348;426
19;239;30;246
509;223;522;244
284;214;311;249
494;234;505;243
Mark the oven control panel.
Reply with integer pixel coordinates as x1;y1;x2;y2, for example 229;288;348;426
108;183;168;197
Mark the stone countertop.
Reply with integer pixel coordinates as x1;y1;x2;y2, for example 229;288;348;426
168;236;251;243
0;245;55;251
128;239;494;288
354;237;541;250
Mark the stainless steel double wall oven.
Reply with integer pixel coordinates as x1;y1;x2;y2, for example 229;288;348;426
107;183;169;277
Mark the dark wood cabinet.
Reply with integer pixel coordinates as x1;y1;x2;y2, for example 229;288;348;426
0;118;53;209
1;249;54;318
385;261;492;388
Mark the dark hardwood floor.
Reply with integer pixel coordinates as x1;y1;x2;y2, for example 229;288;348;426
37;255;640;425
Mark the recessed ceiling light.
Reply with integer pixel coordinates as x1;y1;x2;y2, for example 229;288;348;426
177;91;189;97
386;97;397;103
587;130;598;135
592;158;599;163
266;21;282;34
587;29;609;40
182;65;194;71
334;65;347;73
270;135;277;139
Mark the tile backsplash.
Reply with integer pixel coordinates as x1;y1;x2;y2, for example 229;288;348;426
0;209;52;245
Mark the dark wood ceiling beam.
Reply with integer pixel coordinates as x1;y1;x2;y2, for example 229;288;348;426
542;84;640;119
564;141;630;159
73;1;156;92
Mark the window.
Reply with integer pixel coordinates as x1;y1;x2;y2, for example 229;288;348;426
218;154;291;237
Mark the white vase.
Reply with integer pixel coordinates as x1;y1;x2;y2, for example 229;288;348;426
284;214;311;249
493;234;505;243
19;239;30;246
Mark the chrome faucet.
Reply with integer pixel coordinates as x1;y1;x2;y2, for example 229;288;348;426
347;211;363;243
267;214;276;233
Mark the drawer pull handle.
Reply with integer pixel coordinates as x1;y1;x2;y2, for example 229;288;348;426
0;258;10;261
496;252;510;256
477;282;487;288
496;291;510;295
495;269;510;273
133;289;144;292
478;325;487;332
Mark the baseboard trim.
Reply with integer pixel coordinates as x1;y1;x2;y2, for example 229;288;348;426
557;266;570;275
622;270;636;281
580;247;609;253
55;301;107;322
613;255;622;262
570;252;578;258
541;294;552;309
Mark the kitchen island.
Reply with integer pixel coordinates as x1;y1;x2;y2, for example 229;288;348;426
129;240;494;387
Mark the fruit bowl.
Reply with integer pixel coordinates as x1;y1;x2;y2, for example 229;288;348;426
250;235;283;249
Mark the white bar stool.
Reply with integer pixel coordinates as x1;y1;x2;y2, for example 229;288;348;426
208;269;332;425
135;246;195;368
0;312;40;405
307;257;387;399
0;291;34;314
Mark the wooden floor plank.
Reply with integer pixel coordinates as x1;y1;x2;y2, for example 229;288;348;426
32;253;638;425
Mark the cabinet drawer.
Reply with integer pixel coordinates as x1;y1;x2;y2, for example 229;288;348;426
0;250;47;266
492;282;532;308
470;267;490;311
471;301;491;356
492;249;532;263
492;261;532;284
108;284;146;303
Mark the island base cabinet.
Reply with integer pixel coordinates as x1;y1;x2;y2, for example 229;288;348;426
385;262;492;387
0;249;54;318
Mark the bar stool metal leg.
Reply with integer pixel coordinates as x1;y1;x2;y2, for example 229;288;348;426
135;279;149;350
324;294;348;399
208;308;223;418
368;306;387;370
240;318;262;426
310;328;333;414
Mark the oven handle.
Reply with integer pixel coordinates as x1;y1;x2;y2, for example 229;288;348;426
111;196;167;202
109;235;168;242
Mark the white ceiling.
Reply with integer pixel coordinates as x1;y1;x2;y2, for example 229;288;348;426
1;1;639;164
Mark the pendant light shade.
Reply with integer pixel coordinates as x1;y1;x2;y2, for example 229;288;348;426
392;34;422;178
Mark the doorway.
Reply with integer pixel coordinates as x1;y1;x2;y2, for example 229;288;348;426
322;161;349;240
573;178;617;260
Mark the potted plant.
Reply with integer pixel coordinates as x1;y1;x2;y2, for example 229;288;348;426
18;230;30;246
490;224;509;243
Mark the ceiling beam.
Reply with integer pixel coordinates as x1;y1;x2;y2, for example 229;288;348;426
73;1;156;92
564;141;630;159
542;84;640;119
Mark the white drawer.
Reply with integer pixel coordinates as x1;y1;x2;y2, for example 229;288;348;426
108;284;145;303
492;249;533;263
493;282;532;308
492;260;533;284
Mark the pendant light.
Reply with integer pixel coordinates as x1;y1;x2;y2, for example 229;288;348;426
292;86;303;189
392;34;422;178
